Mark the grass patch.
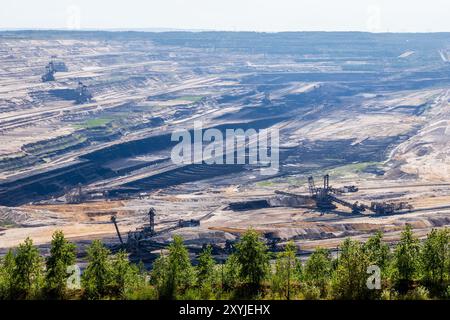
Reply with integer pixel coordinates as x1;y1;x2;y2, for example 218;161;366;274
74;118;113;129
256;180;275;187
174;95;203;103
0;218;17;228
328;161;382;176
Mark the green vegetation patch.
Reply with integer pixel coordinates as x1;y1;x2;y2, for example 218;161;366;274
1;226;448;300
328;161;382;176
74;118;114;129
256;180;275;187
0;218;17;228
174;95;203;103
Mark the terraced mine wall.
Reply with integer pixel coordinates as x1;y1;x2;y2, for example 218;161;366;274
81;118;282;163
0;128;121;173
117;163;246;194
274;135;411;180
0;118;282;206
0;116;412;206
0;162;115;206
5;31;448;63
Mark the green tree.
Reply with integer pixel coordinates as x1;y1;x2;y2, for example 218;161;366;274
150;235;195;299
110;250;142;298
150;252;169;296
0;249;16;299
420;228;449;294
197;245;216;285
303;248;332;298
364;230;390;271
393;225;420;292
12;237;44;299
45;231;77;299
271;242;297;299
294;258;303;282
82;240;113;299
234;229;270;293
196;245;217;298
222;253;240;292
331;238;372;299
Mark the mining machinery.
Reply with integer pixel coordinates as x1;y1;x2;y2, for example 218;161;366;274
126;207;158;249
262;92;272;104
369;201;413;215
112;208;156;251
75;81;93;104
307;174;367;213
110;215;124;245
126;207;204;251
277;174;412;215
51;60;68;72
274;190;312;200
41;61;56;82
342;185;358;193
65;184;86;204
146;207;156;236
178;219;200;227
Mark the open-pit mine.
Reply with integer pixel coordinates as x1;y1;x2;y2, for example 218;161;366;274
0;31;449;263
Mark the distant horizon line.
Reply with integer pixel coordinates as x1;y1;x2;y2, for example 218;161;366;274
2;28;450;34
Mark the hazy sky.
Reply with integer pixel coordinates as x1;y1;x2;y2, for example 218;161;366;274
1;0;450;32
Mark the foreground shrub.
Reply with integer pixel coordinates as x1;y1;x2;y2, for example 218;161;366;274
44;231;77;299
82;240;114;299
150;235;195;299
303;248;332;298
